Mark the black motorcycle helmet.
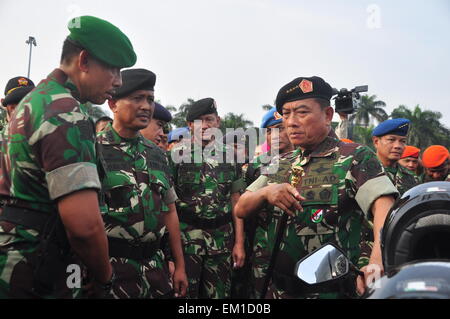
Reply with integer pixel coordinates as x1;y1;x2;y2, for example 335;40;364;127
381;181;450;273
365;261;450;299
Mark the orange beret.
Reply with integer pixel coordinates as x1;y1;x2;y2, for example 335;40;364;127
422;145;450;168
340;138;354;143
401;146;420;159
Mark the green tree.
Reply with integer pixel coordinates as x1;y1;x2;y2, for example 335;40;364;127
170;98;195;129
352;125;375;151
350;94;388;127
261;104;273;111
391;104;450;149
220;113;254;133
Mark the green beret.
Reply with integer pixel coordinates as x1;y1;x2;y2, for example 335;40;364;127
186;98;217;122
275;76;332;114
67;15;137;68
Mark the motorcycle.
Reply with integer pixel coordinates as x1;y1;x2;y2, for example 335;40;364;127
294;181;450;299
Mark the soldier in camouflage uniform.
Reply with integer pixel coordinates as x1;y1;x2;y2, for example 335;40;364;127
421;145;450;182
398;146;422;184
372;118;417;195
0;77;36;166
235;76;398;299
244;107;294;299
0;16;136;298
98;69;187;299
169;98;246;299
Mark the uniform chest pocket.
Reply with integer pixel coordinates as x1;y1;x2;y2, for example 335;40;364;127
148;170;169;197
177;165;203;196
215;164;235;197
294;185;339;236
104;184;134;209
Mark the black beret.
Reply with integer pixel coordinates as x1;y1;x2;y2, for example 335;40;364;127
275;76;332;114
186;97;217;122
112;68;156;99
153;102;172;122
2;76;35;107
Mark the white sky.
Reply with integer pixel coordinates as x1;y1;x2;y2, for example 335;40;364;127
1;0;449;128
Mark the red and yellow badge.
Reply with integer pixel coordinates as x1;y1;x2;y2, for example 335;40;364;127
299;79;313;94
18;78;29;86
273;111;282;120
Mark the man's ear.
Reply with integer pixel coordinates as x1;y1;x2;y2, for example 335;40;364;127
78;50;90;73
324;106;334;125
372;136;379;149
216;115;221;127
108;99;118;113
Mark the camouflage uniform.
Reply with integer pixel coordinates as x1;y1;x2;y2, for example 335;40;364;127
247;132;398;299
169;140;246;299
242;153;276;299
384;163;417;195
0;69;100;298
97;123;176;298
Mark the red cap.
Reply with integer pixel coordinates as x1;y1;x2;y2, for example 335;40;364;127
401;146;420;159
340;138;354;143
422;145;449;168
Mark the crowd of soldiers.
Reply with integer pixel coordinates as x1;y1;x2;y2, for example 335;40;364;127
0;15;449;300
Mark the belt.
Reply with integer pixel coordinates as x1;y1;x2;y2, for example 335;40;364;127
107;237;160;260
178;209;232;229
0;205;53;232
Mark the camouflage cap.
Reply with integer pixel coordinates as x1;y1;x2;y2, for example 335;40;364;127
67;15;137;68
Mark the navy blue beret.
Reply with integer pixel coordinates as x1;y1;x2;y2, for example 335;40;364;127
261;107;282;128
153;102;172;122
275;76;332;114
372;118;410;137
168;127;190;143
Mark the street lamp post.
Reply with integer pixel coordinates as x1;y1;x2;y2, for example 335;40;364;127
25;36;37;78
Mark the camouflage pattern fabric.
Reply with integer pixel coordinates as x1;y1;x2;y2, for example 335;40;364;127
185;253;232;299
97;123;174;298
247;153;278;299
247;131;398;299
0;68;99;298
168;140;246;299
384;163;417;195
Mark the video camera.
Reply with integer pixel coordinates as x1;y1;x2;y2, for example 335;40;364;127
332;85;368;114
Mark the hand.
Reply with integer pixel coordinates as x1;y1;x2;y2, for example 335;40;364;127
172;267;188;298
265;183;304;216
232;242;246;269
356;251;384;296
82;278;114;299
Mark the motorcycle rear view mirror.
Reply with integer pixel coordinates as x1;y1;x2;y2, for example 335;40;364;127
294;244;350;285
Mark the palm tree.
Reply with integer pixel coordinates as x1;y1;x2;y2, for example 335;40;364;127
391;104;450;149
350;94;388;127
220;113;254;133
171;98;196;128
352;125;375;151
